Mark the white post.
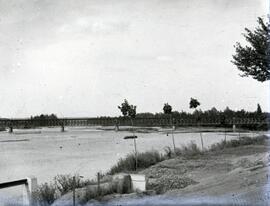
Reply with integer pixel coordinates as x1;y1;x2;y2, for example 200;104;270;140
23;176;38;206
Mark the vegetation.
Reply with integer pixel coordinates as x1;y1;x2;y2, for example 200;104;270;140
107;150;165;175
37;183;57;206
135;106;269;130
30;113;58;120
232;17;269;82
257;103;262;115
163;135;268;159
163;103;172;114
164;142;202;158
37;174;91;206
210;135;267;151
189;98;200;110
118;99;136;119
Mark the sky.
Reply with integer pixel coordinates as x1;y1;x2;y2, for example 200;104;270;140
0;0;269;118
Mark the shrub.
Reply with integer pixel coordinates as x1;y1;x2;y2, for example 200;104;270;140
108;150;165;175
179;141;202;157
53;174;91;196
36;183;57;206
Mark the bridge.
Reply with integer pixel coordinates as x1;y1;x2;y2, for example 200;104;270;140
0;117;268;133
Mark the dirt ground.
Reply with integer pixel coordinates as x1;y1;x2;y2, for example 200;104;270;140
139;144;270;205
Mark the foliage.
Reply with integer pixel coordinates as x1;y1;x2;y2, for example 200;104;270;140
257;104;262;115
53;174;87;196
163;103;172;114
133;105;268;130
189;98;200;109
165;141;203;158
37;183;57;206
118;99;137;118
36;174;94;205
30;114;58;120
107;150;165;175
232;17;269;82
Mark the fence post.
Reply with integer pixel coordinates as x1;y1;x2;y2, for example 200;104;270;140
23;176;37;206
73;176;75;206
97;172;101;196
200;133;204;151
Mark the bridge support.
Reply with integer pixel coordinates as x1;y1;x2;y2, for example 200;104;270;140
8;126;13;133
233;124;236;132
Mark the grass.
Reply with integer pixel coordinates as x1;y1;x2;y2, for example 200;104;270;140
210;135;267;151
163;135;268;158
107;150;165;175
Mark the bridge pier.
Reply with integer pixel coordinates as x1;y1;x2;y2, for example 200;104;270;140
8;126;13;133
233;124;236;132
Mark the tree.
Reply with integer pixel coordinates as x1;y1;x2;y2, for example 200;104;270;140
189;98;200;109
163;103;172;114
232;17;269;82
118;99;137;118
256;103;262;115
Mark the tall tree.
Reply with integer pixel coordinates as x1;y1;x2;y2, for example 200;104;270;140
163;103;172;114
256;103;262;115
232;17;269;82
189;98;200;110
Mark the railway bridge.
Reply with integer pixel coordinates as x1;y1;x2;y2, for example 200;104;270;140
0;117;268;133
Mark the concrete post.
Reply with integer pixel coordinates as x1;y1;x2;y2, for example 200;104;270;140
23;176;38;206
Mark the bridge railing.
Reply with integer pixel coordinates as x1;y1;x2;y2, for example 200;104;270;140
0;176;37;206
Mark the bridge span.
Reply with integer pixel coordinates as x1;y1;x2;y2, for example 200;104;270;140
0;117;268;133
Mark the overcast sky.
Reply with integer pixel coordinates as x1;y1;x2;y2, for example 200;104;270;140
0;0;269;118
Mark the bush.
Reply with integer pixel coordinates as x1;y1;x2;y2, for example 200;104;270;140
108;150;165;175
36;183;57;206
178;141;202;157
53;174;91;196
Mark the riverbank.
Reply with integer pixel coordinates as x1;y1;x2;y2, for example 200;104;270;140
50;135;270;206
